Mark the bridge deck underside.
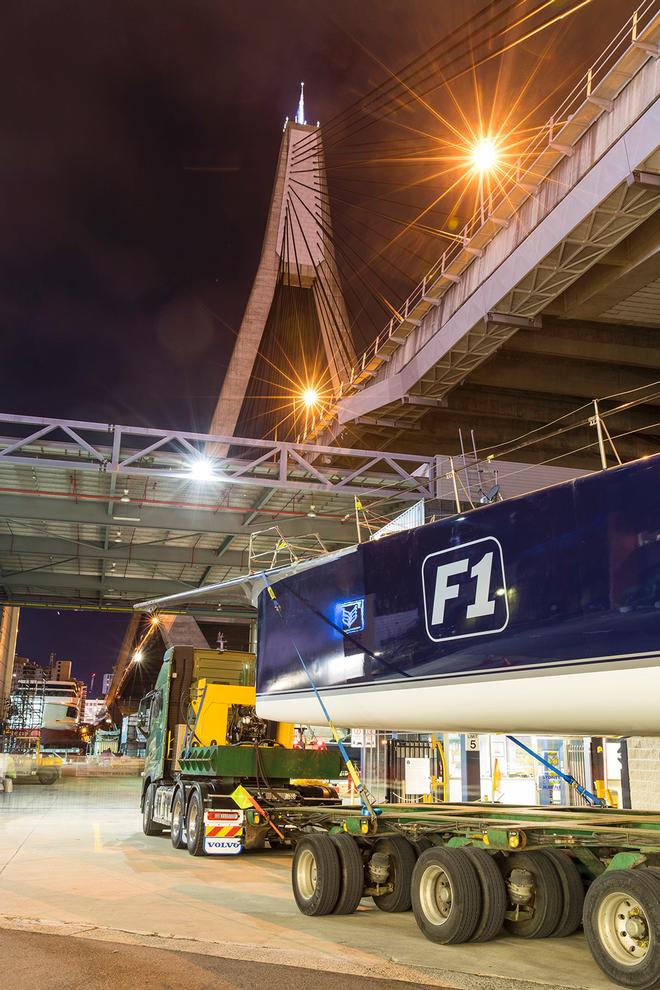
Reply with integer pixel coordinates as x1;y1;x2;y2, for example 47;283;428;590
338;206;660;469
323;24;660;469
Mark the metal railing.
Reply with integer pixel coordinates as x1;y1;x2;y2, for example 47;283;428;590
0;411;438;500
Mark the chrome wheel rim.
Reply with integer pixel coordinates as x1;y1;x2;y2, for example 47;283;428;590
419;864;453;925
597;891;651;966
297;848;318;900
172;798;182;837
188;802;199;842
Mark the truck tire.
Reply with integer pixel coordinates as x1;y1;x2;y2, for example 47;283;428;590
412;836;433;857
142;783;164;836
371;834;417;913
292;834;341;916
38;772;58;785
412;847;482;944
464;847;507;942
170;788;187;850
544;849;585;937
186;789;206;856
500;850;563;938
331;834;364;915
583;868;660;990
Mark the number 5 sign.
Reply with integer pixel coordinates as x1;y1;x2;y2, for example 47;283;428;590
466;733;480;752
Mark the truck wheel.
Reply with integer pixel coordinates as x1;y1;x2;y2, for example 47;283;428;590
142;783;164;836
331;834;364;915
292;834;341;916
583;869;660;990
371;835;417;913
544;849;585;937
413;836;433;857
170;789;187;850
186;789;206;856
464;848;507;942
412;847;482;944
501;851;563;938
38;772;58;785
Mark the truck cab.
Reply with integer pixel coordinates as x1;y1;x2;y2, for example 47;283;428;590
138;645;340;856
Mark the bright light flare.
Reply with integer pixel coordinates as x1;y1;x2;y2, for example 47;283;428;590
469;137;499;173
301;386;320;408
133;650;144;663
188;456;216;482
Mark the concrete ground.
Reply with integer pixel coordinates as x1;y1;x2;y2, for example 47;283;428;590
0;776;618;990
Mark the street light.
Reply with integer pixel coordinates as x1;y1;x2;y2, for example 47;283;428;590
133;650;144;663
470;137;498;173
302;386;319;408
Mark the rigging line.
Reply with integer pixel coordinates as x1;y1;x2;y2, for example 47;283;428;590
292;0;534;160
475;381;660;461
600;390;660;419
480;415;599;462
598;377;660;403
476;392;660;465
494;417;660;480
471;399;594;457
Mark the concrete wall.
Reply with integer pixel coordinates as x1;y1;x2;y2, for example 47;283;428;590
626;737;660;810
0;605;20;711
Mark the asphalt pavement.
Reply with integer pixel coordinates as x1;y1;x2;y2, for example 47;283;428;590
1;927;449;990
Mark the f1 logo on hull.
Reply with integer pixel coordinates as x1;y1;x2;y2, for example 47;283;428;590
421;537;509;642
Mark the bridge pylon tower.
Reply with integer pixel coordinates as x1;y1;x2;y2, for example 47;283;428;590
209;86;355;444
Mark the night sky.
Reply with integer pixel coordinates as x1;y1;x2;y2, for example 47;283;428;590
3;1;635;685
16;609;129;693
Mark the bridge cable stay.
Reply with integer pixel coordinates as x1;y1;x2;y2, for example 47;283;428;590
293;0;566;160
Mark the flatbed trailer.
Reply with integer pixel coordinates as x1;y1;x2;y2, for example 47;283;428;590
135;455;660;987
246;799;660;989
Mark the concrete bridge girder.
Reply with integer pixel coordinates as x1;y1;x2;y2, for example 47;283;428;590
501;319;660;369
